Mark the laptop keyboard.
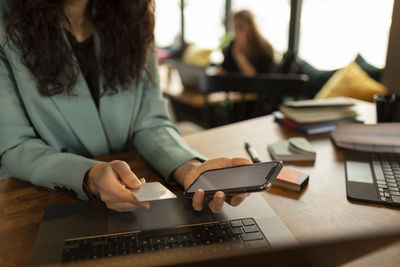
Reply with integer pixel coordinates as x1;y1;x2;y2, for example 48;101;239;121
61;218;270;263
373;153;400;205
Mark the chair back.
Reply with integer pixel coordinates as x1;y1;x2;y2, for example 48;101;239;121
198;73;309;125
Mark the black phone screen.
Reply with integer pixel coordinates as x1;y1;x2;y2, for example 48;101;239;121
185;161;281;195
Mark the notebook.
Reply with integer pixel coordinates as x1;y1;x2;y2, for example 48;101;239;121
268;137;316;162
332;123;400;153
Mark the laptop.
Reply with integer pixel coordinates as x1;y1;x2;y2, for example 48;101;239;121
28;191;400;267
345;150;400;207
164;59;206;91
29;192;296;266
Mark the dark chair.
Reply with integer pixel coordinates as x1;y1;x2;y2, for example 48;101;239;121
198;73;309;127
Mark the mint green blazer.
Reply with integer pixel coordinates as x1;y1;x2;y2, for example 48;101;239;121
0;8;204;200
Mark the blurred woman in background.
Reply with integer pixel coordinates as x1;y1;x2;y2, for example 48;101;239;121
220;10;276;76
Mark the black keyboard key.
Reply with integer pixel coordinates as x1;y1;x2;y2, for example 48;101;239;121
178;234;191;242
93;238;108;246
219;222;230;229
230;220;242;228
241;232;264;241
205;231;216;238
392;196;400;203
243;225;259;233
231;227;243;235
151;237;164;245
241;218;255;226
203;224;217;231
166;236;179;243
139;239;151;247
373;162;385;179
219;229;231;236
193;231;205;242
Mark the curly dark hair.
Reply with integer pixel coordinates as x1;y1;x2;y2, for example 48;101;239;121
4;0;155;95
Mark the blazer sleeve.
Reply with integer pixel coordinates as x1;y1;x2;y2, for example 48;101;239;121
0;46;100;200
132;52;207;183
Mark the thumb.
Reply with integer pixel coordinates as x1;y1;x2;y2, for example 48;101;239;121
231;157;252;166
110;161;142;189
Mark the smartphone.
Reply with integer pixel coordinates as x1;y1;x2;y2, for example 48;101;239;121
184;161;283;197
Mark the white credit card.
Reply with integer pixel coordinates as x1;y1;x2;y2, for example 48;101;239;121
130;182;177;202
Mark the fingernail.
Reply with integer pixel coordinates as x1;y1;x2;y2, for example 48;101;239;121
195;189;204;201
216;194;224;204
132;180;142;188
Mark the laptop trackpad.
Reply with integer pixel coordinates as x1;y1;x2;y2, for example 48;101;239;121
346;161;378;201
107;193;214;233
346;161;374;184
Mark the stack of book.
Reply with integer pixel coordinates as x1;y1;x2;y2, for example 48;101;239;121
274;97;361;135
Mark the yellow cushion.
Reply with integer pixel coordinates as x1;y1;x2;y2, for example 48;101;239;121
182;45;213;67
314;61;388;102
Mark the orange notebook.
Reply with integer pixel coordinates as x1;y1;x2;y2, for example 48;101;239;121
273;167;309;192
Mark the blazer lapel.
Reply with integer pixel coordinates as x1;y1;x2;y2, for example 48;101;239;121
50;76;110;157
50;30;109;156
95;33;135;152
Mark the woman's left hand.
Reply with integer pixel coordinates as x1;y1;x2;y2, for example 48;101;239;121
173;158;252;213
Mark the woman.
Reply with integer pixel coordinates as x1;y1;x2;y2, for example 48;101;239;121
220;10;275;76
0;0;250;213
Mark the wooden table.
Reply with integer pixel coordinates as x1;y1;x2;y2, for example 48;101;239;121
0;150;168;267
182;101;400;266
1;101;399;266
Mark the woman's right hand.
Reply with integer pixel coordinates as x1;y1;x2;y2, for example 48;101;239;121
232;42;256;76
85;160;150;212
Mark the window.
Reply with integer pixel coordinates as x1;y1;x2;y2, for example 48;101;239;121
184;0;226;48
232;0;291;55
154;0;181;47
299;0;394;69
